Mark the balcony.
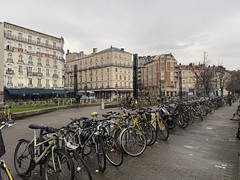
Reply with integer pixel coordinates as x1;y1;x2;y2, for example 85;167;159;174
37;84;42;88
6;58;13;63
53;74;58;78
7;83;13;87
37;63;42;67
53;65;58;69
28;62;34;65
27;72;33;76
4;33;64;52
18;60;24;64
18;83;24;87
6;69;14;74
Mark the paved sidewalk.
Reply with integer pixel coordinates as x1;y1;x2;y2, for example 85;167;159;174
2;102;240;180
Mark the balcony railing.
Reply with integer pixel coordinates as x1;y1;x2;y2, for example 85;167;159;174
53;74;58;78
6;58;13;63
7;83;13;87
6;69;14;74
4;33;64;53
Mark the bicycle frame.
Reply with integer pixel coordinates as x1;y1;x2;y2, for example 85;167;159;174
0;159;13;180
30;129;57;164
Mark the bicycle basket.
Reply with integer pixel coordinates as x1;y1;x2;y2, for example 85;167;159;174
0;130;6;158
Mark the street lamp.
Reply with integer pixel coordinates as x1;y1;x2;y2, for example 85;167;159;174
179;69;183;100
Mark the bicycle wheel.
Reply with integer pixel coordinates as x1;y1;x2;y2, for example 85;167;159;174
14;139;32;177
96;137;106;172
138;122;154;146
0;163;12;180
120;127;147;157
70;151;92;180
44;149;74;180
103;135;123;166
157;119;169;141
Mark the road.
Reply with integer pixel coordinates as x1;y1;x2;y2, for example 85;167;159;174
2;103;239;180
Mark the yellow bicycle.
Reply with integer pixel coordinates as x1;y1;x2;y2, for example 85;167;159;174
0;122;14;180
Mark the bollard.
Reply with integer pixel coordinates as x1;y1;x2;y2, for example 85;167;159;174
100;99;105;110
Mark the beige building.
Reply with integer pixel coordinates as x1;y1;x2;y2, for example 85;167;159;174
0;22;65;102
177;64;197;96
65;46;133;99
142;54;178;97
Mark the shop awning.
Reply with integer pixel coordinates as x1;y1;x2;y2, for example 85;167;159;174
20;88;45;95
6;88;22;95
53;89;66;95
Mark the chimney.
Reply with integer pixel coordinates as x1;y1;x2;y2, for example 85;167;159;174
67;49;70;54
93;48;97;53
79;51;84;57
121;48;124;51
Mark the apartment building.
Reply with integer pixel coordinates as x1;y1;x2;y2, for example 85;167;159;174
142;54;178;97
65;46;133;99
0;22;65;102
177;64;197;96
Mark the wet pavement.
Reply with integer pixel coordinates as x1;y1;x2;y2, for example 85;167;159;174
2;102;240;180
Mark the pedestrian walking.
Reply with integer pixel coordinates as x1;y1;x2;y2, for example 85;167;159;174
228;91;233;106
75;94;82;108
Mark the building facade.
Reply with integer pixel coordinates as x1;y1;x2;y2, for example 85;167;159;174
142;54;178;97
0;22;65;102
65;46;133;99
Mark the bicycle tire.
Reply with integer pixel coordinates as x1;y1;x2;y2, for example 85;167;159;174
0;162;13;180
14;139;32;177
96;137;106;172
70;151;92;180
44;149;74;180
157;119;169;141
148;123;157;146
103;135;123;166
120;127;147;157
138;122;154;146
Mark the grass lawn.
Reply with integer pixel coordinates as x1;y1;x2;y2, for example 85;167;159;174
11;103;62;113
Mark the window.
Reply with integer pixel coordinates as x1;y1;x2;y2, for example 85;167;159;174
28;46;32;53
29;78;32;85
7;30;12;37
28;56;33;64
46;79;49;86
18;33;22;40
53;42;56;48
7;53;13;62
46;59;49;66
37;38;41;44
45;40;49;46
27;67;33;73
38;79;41;86
38;68;41;73
28;35;32;42
7;76;12;84
54;80;57;86
37;58;42;66
18;65;23;73
18;54;23;63
46;69;49;76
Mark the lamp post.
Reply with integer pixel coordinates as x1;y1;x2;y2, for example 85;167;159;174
116;83;118;101
179;69;183;100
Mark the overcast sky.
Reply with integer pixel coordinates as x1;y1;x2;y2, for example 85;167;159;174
1;0;239;70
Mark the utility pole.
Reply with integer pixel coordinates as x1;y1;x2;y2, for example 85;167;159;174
73;64;78;97
179;69;183;100
133;54;138;100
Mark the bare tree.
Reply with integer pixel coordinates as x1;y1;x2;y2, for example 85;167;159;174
226;70;240;94
215;66;231;97
189;52;215;97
